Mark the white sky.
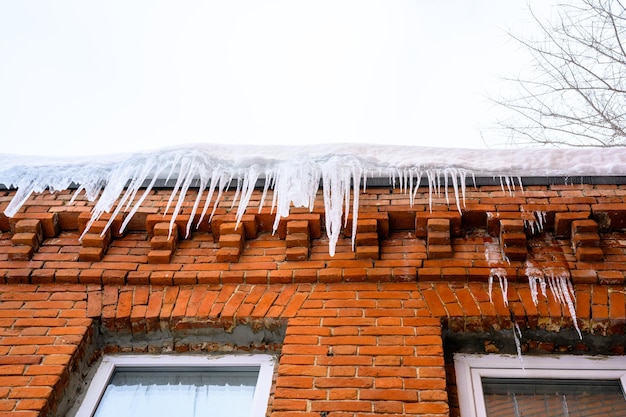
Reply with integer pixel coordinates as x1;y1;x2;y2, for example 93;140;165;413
0;1;557;156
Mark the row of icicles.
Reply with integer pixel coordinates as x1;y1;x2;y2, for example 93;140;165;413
485;218;582;363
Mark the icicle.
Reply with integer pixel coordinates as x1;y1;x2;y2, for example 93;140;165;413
482;240;504;304
209;172;233;222
426;170;435;212
558;273;582;339
187;176;207;238
512;393;521;417
485;240;507;266
167;158;200;239
235;165;260;230
230;177;242;210
321;156;361;256
257;170;273;213
526;269;542;306
410;170;422;205
271;157;321;232
115;166;163;236
443;170;450;205
489;268;508;306
459;169;467;208
548;270;565;305
561;395;570;417
513;321;524;368
196;167;223;226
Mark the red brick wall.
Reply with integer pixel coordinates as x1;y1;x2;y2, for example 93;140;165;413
0;184;625;416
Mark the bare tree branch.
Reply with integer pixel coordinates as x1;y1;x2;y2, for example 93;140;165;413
492;0;626;147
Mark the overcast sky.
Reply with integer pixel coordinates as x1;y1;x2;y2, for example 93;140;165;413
0;1;557;156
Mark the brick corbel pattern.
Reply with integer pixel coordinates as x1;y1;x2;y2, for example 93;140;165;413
426;218;452;259
571;219;604;262
8;220;43;262
355;219;380;259
285;220;310;261
7;214;59;263
499;219;527;262
77;213;124;262
3;186;626;287
343;213;389;260
416;212;461;260
147;222;178;264
216;222;245;262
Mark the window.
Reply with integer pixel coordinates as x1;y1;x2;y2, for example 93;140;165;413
74;354;275;417
454;354;626;417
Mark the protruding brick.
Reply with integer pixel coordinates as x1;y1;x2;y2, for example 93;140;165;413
216;247;241;263
287;220;309;234
355;232;379;247
416;212;461;237
575;247;604;262
356;246;379;260
147;250;173;264
571;219;598;235
7;246;34;261
219;222;243;236
572;233;600;248
11;233;39;248
426;231;450;246
500;219;525;233
503;246;528;262
286;233;309;248
211;216;257;240
14;219;43;237
81;232;111;249
220;234;244;249
501;232;527;247
153;222;178;238
151;235;177;251
427;245;453;259
286;247;309;261
427;218;450;232
78;247;104;262
554;212;590;237
426;218;452;259
356;219;378;233
78;212;125;237
10;212;59;238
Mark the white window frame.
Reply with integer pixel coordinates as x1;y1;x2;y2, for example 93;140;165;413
75;354;276;417
454;353;626;417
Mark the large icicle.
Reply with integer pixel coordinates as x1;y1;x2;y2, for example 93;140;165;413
485;240;509;306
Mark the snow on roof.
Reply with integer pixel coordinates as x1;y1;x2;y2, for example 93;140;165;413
2;144;625;255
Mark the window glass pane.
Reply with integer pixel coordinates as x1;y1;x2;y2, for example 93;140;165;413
93;368;259;417
482;378;626;417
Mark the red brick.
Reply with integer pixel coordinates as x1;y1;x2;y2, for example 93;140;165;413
147;250;172;264
7;247;34;262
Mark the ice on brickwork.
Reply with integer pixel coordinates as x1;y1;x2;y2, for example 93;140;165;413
484;240;510;306
513;321;524;367
525;264;582;339
488;268;509;306
2;144;626;255
525;262;547;306
523;210;547;234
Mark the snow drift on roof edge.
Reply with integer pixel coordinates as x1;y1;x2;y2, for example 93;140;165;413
1;144;625;256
